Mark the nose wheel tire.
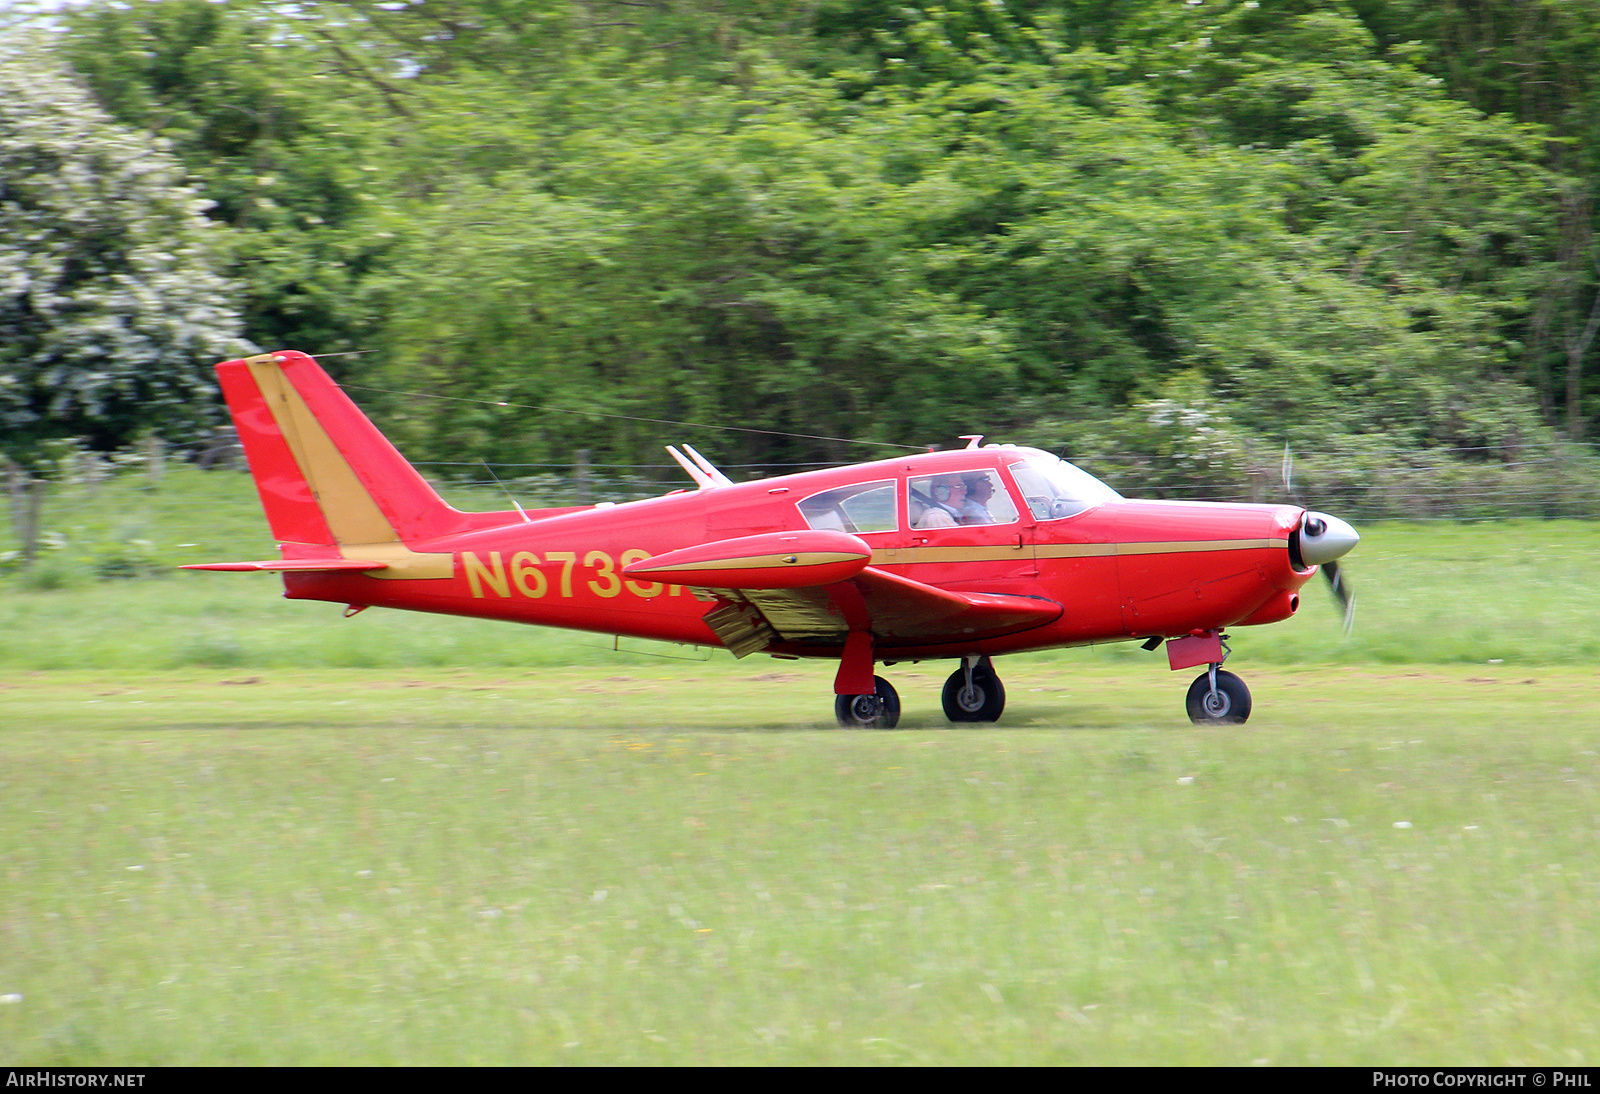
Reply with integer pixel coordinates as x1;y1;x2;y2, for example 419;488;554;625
1185;669;1252;725
835;676;901;729
941;663;1006;723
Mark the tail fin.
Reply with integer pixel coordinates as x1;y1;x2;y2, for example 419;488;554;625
217;351;474;546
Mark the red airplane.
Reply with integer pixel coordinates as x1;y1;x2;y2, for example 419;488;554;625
187;351;1359;727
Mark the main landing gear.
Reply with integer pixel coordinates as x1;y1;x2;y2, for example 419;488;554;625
941;655;1005;723
833;657;1007;728
834;676;902;729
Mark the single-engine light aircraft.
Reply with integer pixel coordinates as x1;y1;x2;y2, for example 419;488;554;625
187;351;1359;727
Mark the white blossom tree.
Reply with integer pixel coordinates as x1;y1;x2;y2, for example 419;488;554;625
0;33;251;464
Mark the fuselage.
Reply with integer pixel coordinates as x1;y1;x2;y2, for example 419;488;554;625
281;445;1315;660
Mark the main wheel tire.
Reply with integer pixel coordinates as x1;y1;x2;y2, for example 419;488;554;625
834;675;901;729
1185;669;1252;725
941;663;1006;723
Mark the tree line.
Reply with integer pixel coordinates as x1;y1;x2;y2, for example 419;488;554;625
4;0;1600;510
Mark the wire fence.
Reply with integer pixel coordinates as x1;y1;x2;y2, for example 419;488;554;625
19;435;1600;524
1061;443;1600;522
415;442;1600;523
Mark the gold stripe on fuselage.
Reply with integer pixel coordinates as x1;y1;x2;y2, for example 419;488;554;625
870;539;1282;566
630;550;866;574
1058;538;1282;558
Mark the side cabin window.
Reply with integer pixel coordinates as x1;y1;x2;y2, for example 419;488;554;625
797;480;898;534
908;469;1020;529
1007;453;1120;520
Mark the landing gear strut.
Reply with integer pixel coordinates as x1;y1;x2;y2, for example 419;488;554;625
942;655;1005;723
835;675;901;729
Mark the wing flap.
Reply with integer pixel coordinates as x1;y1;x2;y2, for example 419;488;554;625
699;565;1061;652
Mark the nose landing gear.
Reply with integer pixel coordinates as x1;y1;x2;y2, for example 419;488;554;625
1185;666;1251;725
1164;631;1252;725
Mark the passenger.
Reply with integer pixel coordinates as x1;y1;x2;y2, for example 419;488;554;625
959;473;997;525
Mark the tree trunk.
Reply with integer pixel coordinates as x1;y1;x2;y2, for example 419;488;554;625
1566;275;1600;441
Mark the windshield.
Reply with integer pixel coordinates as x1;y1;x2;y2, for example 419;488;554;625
1007;451;1120;520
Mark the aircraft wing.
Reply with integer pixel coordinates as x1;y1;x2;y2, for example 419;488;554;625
620;530;1060;656
694;565;1062;657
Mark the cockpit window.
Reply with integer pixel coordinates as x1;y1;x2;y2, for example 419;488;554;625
797;480;898;534
908;469;1020;529
1007;452;1120;520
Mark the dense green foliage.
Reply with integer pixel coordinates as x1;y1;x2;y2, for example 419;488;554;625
0;36;248;460
7;0;1600;487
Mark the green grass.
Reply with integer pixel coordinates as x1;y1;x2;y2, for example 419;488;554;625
2;664;1598;1064
5;469;1600;1063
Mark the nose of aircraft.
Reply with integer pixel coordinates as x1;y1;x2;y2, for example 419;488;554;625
1299;511;1360;566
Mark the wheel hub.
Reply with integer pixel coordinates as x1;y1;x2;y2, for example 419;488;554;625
849;695;883;721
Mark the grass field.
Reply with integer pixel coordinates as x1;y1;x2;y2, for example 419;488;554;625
3;469;1600;1064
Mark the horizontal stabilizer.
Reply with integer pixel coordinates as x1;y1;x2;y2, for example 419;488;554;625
181;558;388;573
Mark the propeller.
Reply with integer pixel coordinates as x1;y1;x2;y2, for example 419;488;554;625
1322;559;1355;634
1296;511;1360;635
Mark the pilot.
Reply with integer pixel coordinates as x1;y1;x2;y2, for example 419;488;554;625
958;473;997;525
916;475;966;528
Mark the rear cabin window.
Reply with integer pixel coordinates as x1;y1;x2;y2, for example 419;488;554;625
797;480;898;534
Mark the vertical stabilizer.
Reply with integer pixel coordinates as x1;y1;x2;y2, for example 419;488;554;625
217;351;466;548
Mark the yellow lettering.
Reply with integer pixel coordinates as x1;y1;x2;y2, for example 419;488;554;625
620;548;663;597
586;550;622;598
469;547;678;600
462;551;509;598
545;551;577;597
511;551;546;597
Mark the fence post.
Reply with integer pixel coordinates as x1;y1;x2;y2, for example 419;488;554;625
145;435;166;488
5;460;45;564
574;448;591;505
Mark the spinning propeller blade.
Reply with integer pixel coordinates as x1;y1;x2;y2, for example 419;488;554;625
1322;559;1355;635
